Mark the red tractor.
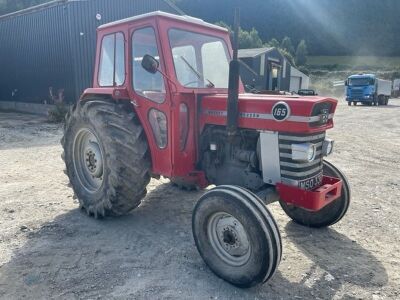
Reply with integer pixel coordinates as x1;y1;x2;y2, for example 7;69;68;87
62;11;350;287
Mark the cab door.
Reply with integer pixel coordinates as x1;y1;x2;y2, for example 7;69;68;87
128;24;173;176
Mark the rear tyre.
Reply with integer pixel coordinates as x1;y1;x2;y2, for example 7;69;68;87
62;99;151;217
192;185;281;287
279;160;351;228
353;101;357;106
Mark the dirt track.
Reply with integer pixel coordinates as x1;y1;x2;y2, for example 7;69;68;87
0;99;399;299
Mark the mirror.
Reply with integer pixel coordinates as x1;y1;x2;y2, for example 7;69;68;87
141;54;159;74
345;80;348;86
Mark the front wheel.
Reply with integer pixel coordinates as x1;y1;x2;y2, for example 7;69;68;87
192;185;281;287
279;161;351;228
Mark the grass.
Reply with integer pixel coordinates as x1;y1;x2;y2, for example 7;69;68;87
304;56;400;97
307;56;400;69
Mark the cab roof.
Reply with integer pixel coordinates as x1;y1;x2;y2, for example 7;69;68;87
98;11;228;32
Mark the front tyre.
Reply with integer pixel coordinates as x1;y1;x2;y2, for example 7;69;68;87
279;160;351;228
192;185;281;287
62;99;151;217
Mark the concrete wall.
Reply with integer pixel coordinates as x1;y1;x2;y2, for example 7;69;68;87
0;101;55;116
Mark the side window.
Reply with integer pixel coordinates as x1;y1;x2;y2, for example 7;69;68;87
98;32;125;86
132;27;165;103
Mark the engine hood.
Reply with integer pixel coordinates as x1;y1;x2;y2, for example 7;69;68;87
200;93;338;134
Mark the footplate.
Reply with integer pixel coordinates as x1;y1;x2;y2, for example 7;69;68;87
276;176;342;211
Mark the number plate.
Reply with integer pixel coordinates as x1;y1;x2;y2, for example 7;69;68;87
298;172;323;190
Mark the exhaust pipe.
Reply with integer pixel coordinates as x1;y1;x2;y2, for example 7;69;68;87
226;8;240;139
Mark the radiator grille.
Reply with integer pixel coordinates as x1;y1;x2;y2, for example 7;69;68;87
350;89;364;99
278;132;325;187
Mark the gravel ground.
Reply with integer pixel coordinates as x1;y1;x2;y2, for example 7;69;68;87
0;99;399;299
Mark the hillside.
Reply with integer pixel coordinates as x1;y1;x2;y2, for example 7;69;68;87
1;0;399;57
175;0;400;56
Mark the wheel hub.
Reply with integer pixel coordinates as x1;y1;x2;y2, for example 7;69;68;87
208;212;251;266
84;141;103;178
216;216;250;257
73;128;104;193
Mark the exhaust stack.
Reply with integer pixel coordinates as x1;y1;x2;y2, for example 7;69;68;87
226;9;240;139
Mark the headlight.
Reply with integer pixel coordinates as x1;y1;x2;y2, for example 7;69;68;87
322;139;334;156
291;143;317;162
307;145;316;161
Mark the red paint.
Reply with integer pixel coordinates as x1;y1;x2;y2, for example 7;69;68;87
276;176;343;211
200;94;337;133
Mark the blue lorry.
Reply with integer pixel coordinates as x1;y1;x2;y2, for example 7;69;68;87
345;74;392;106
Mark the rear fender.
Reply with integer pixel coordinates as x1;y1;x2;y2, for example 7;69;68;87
80;87;130;101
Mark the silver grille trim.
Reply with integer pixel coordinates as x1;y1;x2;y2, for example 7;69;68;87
279;133;325;142
279;150;322;159
279;132;325;187
259;131;326;188
280;159;321;168
281;165;323;177
279;141;323;150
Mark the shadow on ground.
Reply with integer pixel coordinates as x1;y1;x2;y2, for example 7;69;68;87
0;183;388;299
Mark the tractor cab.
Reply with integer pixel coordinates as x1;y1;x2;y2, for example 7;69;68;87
86;12;238;180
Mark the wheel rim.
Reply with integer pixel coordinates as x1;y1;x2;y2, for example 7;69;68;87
73;128;104;193
207;212;251;266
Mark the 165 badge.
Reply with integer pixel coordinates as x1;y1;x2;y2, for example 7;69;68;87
272;101;291;121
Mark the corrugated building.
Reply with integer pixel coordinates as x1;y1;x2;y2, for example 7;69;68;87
0;0;180;103
238;47;309;93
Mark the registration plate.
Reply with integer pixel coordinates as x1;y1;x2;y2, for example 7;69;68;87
299;172;323;190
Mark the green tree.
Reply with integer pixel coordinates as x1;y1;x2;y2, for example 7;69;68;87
280;36;295;56
267;38;280;48
215;22;263;49
295;39;308;66
238;27;263;49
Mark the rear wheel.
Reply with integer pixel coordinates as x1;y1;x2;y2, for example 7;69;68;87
62;99;151;217
347;101;351;106
192;185;281;287
353;101;357;106
279;161;350;228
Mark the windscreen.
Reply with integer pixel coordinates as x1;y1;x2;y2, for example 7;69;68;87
348;77;375;86
169;29;230;88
